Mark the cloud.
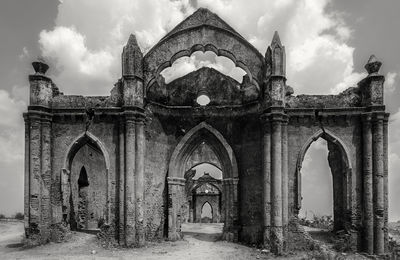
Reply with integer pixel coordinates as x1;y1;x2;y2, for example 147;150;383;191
386;72;397;93
196;0;362;94
39;0;194;95
0;90;25;216
37;0;362;96
389;109;400;221
18;47;29;60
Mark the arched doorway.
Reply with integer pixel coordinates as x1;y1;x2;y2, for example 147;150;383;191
296;129;352;233
201;202;213;223
167;122;239;241
62;132;110;231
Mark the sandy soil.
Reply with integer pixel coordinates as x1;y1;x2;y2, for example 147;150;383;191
1;222;273;260
0;221;377;259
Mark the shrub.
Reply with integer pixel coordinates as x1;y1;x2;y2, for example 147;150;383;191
0;214;5;219
14;212;24;220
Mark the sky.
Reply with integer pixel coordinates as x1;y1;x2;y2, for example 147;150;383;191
0;0;399;220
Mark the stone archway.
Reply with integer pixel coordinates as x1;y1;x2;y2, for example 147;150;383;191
295;129;353;231
61;131;111;229
167;122;239;241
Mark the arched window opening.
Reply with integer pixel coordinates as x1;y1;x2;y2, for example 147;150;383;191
190;163;222;180
78;166;89;188
160;51;247;84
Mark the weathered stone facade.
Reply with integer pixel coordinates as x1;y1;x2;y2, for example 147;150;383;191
24;8;389;255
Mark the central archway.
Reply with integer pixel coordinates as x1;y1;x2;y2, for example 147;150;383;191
167;122;239;241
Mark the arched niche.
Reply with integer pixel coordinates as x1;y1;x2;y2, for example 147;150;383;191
61;131;111;228
144;18;264;94
295;129;353;231
167;122;239;241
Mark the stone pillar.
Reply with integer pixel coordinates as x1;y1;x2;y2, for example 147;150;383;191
281;117;288;238
271;114;283;254
118;120;125;243
167;177;185;241
262;118;271;247
121;33;146;247
362;114;374;254
135;119;145;246
383;114;389;252
124;116;136;247
28;116;42;236
24;116;30;233
25;58;54;243
373;113;384;255
40;117;52;238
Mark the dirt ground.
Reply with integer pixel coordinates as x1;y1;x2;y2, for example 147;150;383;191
0;220;381;259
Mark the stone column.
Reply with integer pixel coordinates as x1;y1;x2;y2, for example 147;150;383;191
383;114;389;252
281;117;288;236
373;114;384;255
24;116;30;233
125;116;136;247
118;120;125;243
167;177;185;241
135;119;145;246
271;114;283;254
40;116;52;238
262;118;271;247
29;116;42;237
362;114;374;254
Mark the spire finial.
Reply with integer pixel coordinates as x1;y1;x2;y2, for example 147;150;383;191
364;55;382;75
271;31;282;47
126;34;139;47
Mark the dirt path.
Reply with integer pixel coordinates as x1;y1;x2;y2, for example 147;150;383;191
0;221;374;259
1;222;272;260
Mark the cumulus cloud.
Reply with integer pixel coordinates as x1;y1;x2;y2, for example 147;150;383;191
39;0;194;95
389;109;400;221
38;0;363;96
385;72;397;93
196;0;362;94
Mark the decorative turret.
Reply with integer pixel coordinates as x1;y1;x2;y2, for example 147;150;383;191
122;34;143;79
266;31;286;77
29;57;53;107
263;31;286;107
121;34;144;107
359;55;385;107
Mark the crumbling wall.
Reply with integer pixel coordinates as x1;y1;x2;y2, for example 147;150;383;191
50;120;118;231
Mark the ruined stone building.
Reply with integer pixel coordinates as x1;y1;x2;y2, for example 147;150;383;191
23;8;389;255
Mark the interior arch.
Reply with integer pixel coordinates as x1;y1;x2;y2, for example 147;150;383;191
167;122;239;241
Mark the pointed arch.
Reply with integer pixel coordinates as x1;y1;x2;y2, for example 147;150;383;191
201;201;213;220
296;129;352;173
61;131;111;225
295;128;353;220
63;131;110;171
168;121;238;179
